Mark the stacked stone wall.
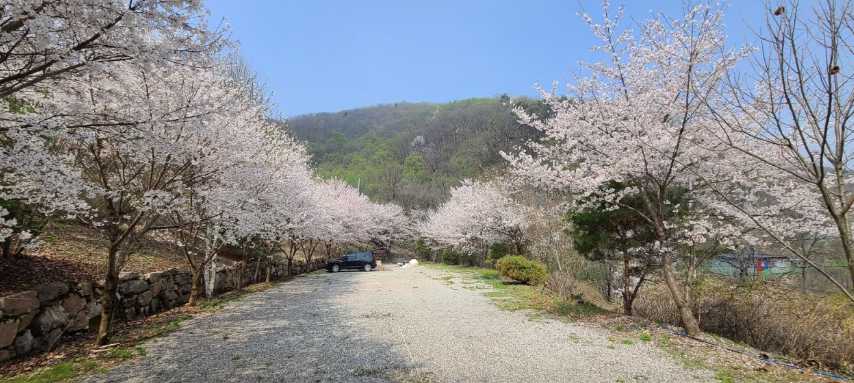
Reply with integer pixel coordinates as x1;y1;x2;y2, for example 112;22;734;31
0;259;326;362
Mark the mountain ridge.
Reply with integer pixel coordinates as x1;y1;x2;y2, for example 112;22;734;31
286;96;546;209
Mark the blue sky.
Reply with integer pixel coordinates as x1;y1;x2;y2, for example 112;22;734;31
205;0;769;117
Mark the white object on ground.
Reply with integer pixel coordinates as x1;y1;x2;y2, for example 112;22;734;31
409;259;419;265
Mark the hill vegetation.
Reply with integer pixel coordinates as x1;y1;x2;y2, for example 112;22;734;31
287;96;546;209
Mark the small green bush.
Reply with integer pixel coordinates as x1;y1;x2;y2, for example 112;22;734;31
439;248;461;265
414;238;432;259
496;256;547;285
487;242;509;264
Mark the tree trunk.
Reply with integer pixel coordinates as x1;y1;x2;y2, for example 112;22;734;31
188;266;203;306
623;299;633;316
238;244;248;291
832;213;854;289
96;246;120;345
287;241;298;276
512;232;524;255
661;251;701;336
1;237;11;258
647;216;701;336
204;255;217;298
605;260;613;303
304;240;318;265
265;256;272;283
324;242;332;262
253;257;261;283
622;255;632;316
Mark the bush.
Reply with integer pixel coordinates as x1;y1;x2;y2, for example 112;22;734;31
414;238;432;259
487;242;509;265
496;256;547;285
439;248;461;265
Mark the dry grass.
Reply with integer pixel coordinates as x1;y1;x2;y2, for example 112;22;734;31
0;221;187;296
598;316;843;383
38;221;187;274
424;263;611;319
545;271;619;311
633;278;854;374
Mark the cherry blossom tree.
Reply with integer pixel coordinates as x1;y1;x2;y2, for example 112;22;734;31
0;0;226;259
365;200;410;249
501;2;746;335
701;0;854;299
162;65;278;305
215;128;315;281
273;171;322;277
1;55;252;343
0;0;218;99
194;130;315;293
305;178;410;263
311;179;365;260
420;179;528;263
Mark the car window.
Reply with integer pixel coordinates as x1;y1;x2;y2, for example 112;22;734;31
343;252;371;261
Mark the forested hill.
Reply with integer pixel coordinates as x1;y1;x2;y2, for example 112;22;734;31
287;96;546;210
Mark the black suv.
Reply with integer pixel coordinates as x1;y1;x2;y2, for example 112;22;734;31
326;251;376;272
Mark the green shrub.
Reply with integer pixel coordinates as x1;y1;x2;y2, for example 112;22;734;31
414;238;432;259
487;242;509;264
439;248;461;265
496;256;547;285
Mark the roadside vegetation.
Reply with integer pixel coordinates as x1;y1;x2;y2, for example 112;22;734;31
634;280;854;374
495;256;548;286
420;227;853;379
425;262;848;383
423;263;606;319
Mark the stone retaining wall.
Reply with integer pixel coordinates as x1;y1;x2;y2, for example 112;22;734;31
0;259;326;363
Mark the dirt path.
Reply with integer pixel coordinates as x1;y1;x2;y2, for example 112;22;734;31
84;266;712;382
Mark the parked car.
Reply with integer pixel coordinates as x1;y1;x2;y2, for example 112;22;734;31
326;251;376;272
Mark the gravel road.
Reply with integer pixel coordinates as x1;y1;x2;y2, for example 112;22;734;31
85;265;712;383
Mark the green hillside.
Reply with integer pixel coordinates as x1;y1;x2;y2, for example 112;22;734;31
287;96;546;209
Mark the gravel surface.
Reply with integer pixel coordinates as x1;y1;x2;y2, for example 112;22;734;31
84;265;713;382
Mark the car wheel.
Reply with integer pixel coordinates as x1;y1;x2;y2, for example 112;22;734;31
332;264;340;272
363;264;372;272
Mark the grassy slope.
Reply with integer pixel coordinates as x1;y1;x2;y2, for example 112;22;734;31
1;221;187;295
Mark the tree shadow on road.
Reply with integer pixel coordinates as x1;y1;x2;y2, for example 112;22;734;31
84;272;426;383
